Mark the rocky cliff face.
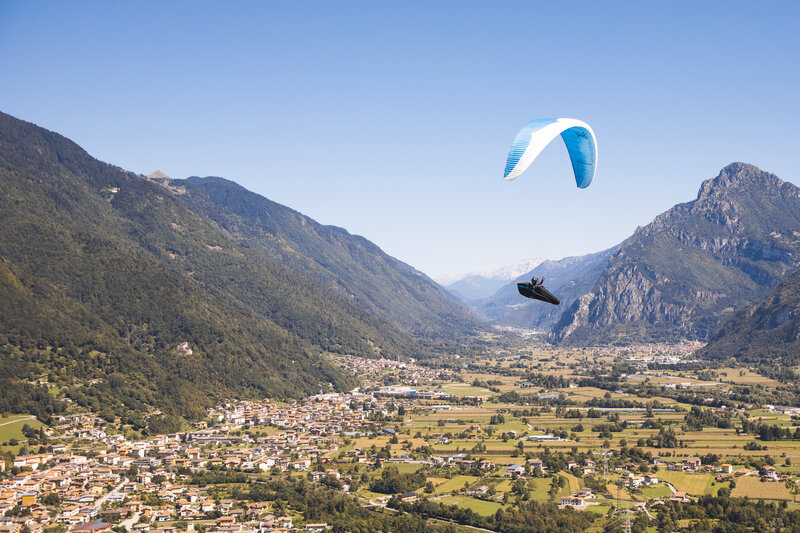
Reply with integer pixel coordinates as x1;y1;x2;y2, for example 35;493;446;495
553;163;800;344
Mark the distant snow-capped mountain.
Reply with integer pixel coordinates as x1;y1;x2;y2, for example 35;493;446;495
435;258;546;286
436;258;547;301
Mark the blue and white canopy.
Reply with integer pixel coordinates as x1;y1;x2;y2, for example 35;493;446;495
503;118;597;188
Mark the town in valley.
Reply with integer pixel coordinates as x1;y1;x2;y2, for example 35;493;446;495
4;334;800;533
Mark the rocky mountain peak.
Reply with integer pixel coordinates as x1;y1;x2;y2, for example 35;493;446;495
696;163;788;202
147;170;170;180
552;163;800;344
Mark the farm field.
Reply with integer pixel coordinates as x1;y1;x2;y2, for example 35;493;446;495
437;495;505;516
0;415;42;451
527;478;556;502
651;471;719;496
9;339;800;533
439;383;496;397
731;476;795;500
432;475;480;495
640;484;673;499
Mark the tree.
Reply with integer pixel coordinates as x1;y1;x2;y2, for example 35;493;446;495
43;493;61;506
272;500;287;516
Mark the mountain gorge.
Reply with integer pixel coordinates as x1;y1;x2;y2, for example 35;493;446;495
0;112;481;425
553;163;800;344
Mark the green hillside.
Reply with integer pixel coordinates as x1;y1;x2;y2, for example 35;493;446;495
700;264;800;364
0;111;480;429
172;175;479;340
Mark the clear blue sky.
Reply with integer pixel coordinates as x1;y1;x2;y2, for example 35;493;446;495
2;1;798;279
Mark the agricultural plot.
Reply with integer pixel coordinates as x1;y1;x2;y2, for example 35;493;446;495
462;373;521;393
731;476;795;500
437;495;505;516
0;415;41;446
526;477;557;503
605;482;634;501
656;471;717;496
639;485;673;499
494;479;512;492
561;472;581;493
391;462;424;474
715;368;783;387
439;383;496;397
432;475;480;495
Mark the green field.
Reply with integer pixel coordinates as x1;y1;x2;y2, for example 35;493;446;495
640;484;673;499
433;475;480;495
656;471;717;496
528;477;557;502
390;462;424;474
0;415;41;445
438;495;505;516
731;476;794;500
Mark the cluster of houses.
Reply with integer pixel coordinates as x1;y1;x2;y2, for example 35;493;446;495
7;383;533;532
559;488;598;510
326;354;455;388
1;451;120;526
0;446;331;533
1;392;432;532
662;457;782;481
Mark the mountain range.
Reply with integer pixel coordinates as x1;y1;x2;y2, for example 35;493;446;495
471;248;617;330
460;163;800;347
552;163;800;344
0;111;481;426
436;258;546;286
5;109;800;426
438;258;545;301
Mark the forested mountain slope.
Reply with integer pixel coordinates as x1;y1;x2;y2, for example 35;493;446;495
167;175;479;340
0;111;480;427
699;264;800;364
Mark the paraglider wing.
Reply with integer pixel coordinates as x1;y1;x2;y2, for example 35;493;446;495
503;118;597;188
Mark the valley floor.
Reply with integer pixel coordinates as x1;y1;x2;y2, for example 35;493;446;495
5;337;800;532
